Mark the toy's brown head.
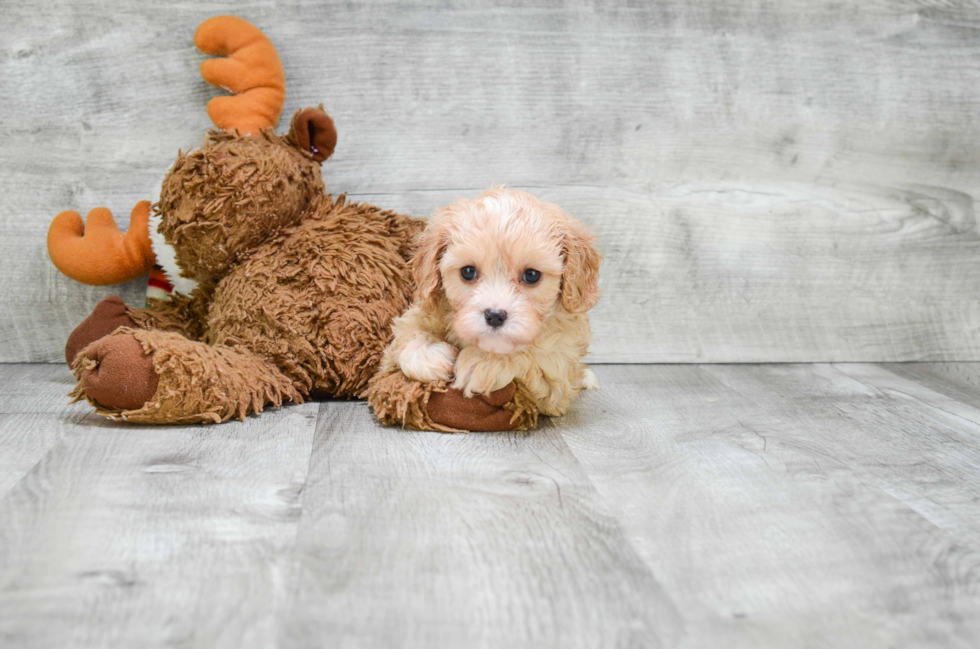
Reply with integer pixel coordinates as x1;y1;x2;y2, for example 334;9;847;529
154;109;335;283
47;16;338;289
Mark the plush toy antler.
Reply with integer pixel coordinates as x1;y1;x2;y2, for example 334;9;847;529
195;15;286;135
47;17;287;286
47;202;155;285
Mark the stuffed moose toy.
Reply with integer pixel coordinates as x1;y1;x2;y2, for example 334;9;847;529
48;16;538;431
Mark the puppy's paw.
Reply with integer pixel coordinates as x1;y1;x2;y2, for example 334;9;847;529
452;346;516;397
580;367;600;390
399;339;458;383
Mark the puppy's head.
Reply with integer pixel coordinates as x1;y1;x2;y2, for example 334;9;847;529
413;188;601;354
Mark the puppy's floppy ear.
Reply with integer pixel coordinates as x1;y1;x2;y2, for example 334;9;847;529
560;217;602;313
412;211;450;311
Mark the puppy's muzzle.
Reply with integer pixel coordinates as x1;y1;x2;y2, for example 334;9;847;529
484;309;507;328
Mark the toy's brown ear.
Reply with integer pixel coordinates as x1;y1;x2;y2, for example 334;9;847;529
287;107;337;163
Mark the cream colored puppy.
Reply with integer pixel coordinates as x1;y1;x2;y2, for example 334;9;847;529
381;188;601;417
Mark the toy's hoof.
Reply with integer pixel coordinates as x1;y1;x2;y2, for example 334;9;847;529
428;384;520;432
66;296;138;365
80;333;159;411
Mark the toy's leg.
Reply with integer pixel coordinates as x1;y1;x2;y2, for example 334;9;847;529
66;287;213;366
71;328;302;424
65;296;138;365
366;367;538;433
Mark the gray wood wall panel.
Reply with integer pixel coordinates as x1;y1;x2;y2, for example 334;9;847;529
4;1;980;362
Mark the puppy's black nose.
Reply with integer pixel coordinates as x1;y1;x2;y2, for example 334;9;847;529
484;309;508;328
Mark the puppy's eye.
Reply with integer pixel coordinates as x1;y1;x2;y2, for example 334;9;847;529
461;266;478;281
522;268;542;285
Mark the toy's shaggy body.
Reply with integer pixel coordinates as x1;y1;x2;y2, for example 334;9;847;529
69;128;423;424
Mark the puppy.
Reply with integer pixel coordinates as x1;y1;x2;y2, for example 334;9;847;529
381;188;601;418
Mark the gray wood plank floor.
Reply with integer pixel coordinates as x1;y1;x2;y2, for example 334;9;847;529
2;362;980;648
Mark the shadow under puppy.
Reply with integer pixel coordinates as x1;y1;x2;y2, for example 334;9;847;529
367;188;601;432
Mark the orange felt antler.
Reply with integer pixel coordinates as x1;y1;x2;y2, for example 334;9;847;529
194;16;286;135
47;202;155;285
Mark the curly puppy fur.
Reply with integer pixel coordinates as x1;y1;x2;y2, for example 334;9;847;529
378;188;602;418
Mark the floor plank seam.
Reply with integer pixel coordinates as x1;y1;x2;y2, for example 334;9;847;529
847;364;980;434
0;410;88;504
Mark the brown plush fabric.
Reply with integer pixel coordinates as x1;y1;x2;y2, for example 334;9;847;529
287;107;337;163
71;328;301;424
74;331;159;411
65;295;138;364
427;386;523;432
127;282;216;341
366;367;539;433
156;129;323;282
71;190;423;423
204;194;423;398
63;124;433;424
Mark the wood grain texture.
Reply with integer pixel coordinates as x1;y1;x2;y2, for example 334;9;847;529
0;400;319;649
879;362;980;412
842;362;980;429
702;363;980;647
704;363;980;544
0;364;86;497
2;363;980;646
282;400;682;649
558;364;980;647
3;1;980;362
